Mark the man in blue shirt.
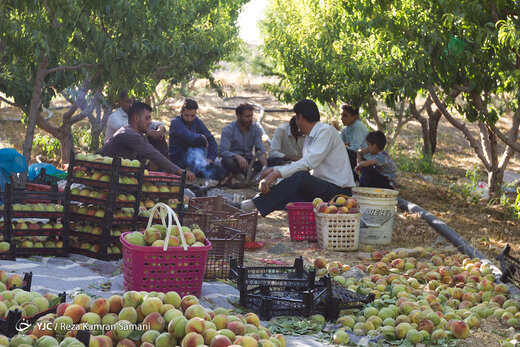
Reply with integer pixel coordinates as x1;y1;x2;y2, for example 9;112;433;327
220;103;277;182
340;104;369;179
169;99;224;180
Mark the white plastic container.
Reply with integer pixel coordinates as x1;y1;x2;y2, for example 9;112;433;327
352;187;398;245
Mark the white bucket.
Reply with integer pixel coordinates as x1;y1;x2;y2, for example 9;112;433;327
352;187;398;245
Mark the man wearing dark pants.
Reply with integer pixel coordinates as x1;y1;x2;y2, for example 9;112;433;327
238;99;355;216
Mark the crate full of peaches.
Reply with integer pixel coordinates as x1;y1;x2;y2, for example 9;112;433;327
312;195;361;214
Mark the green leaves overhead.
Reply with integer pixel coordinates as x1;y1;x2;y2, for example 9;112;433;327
261;0;520;121
0;0;246;109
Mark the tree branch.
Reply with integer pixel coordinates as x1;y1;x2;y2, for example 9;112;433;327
0;95;17;107
489;110;520;152
46;63;97;76
427;85;491;170
71;87;103;124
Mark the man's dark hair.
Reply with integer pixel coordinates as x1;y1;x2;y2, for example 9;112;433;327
289;116;298;131
236;103;254;116
341;104;359;117
293;99;320;122
182;98;198;111
128;102;153;122
118;90;129;99
366;131;387;150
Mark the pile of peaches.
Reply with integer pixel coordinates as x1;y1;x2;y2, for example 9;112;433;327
312;196;360;214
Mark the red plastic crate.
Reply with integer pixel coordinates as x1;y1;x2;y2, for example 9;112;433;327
121;232;211;296
286;202;317;241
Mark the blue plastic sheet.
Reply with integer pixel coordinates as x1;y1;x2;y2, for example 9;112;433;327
27;163;66;181
0;148;27;191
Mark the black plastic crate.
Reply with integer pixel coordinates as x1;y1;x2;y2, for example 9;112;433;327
497;244;520;287
204;226;246;280
317;276;375;319
239;282;331;321
0;291;65;337
230;256;316;290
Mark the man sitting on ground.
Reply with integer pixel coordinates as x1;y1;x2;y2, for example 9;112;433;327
220;103;277;183
169;99;225;180
238;99;355;216
268;116;305;165
356;131;397;189
104;90;168;157
340;104;369;177
101;102;195;181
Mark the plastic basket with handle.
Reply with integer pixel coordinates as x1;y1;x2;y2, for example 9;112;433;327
286;202;317;241
121;202;211;296
314;195;361;251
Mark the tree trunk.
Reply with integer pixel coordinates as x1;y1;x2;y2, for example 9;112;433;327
58;124;74;164
488;168;504;201
90;123;103;152
21;57;49;167
427;111;441;155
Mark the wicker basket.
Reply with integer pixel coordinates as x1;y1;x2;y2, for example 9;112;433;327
314;209;361;251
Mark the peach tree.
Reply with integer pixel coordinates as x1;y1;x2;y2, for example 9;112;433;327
0;0;246;165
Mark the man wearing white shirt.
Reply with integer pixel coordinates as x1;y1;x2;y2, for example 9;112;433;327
104;90;168;157
239;99;355;216
269;116;305;163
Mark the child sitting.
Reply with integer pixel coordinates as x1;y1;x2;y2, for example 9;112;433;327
355;131;397;189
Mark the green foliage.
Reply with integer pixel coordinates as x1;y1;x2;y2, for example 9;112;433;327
32;133;60;159
514;188;520;219
448;164;485;204
390;145;438;174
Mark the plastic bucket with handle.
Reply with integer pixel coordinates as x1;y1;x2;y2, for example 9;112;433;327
352;187;398;244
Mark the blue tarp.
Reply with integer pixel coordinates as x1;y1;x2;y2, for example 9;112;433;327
0;148;27;191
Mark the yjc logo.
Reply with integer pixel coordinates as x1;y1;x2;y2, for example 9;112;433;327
15;318;31;335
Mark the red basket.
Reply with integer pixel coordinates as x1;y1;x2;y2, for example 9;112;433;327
121;233;211;296
286;202;317;241
121;203;211;296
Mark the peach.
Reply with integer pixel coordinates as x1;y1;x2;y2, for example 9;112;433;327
89;335;113;347
72;293;91;311
109;295;123;313
164;308;184;324
118;307;138;324
181;295;200;312
30;322;54;338
233;335;258;346
143;312;166;332
141;329;161;344
227;321;245;336
272;333;286;347
116;338;137;347
53;316;74;335
185;317;206;335
218;329;236;342
144;228;162;245
56;302;70;316
182;332;205;347
316;202;328;213
155;332;176;347
101;313;118;325
213;314;229;330
193;229;206;243
7;274;23;289
183;232;196;246
313;257;327;269
450;320;470;339
63;304;86;324
91;298;110;317
244;313;260;328
141;297;163;316
81;312;101;325
169;316;188;340
122;291;142;308
209;333;232;347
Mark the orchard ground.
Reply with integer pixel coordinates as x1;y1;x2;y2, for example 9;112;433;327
2;73;520;346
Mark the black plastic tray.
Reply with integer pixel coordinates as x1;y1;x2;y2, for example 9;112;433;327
0;292;66;337
239;282;330;321
497;244;520;288
230;256;316;290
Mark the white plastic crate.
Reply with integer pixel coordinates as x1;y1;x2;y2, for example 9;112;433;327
314;210;361;251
